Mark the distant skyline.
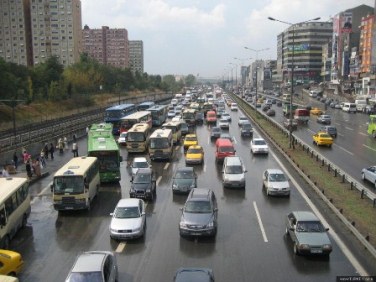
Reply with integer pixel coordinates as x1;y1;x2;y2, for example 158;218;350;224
81;0;374;78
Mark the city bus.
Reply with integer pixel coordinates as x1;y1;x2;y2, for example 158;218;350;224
87;123;122;182
126;123;151;153
148;129;173;161
119;111;152;134
51;156;100;211
0;177;31;249
148;104;168;127
162;120;182;145
137;101;155;111
104;103;136;135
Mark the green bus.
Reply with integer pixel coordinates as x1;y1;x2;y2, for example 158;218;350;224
87;123;122;182
367;115;376;138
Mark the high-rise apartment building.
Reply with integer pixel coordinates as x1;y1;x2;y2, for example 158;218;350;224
30;0;82;67
359;14;374;73
276;21;333;84
129;40;144;74
82;25;129;69
0;0;32;66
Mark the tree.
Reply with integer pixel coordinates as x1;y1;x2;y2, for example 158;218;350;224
185;74;196;87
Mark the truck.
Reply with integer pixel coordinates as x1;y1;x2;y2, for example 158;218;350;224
367;115;376;138
283;103;298;117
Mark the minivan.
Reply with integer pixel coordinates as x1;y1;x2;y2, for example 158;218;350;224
222;156;247;188
342;102;356;113
215;138;236;163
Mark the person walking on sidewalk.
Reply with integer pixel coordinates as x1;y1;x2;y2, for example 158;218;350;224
40;148;46;168
32;158;41;177
49;143;55;160
25;158;33;179
58;138;64;154
72;142;79;157
13;151;18;170
43;143;49;160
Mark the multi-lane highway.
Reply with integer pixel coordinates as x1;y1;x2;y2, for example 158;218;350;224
14;102;375;281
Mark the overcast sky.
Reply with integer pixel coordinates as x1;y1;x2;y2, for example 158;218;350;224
81;0;374;78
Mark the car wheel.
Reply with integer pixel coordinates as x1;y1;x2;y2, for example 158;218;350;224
293;243;300;255
361;173;366;180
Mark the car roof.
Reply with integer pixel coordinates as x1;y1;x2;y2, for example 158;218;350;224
116;198;142;208
266;168;284;174
177;166;194;173
133;157;147;162
187;145;203;150
71;251;112;273
224;156;242;165
292;211;319;221
135;168;152;174
188;188;212;201
252;137;265;141
174;267;213;282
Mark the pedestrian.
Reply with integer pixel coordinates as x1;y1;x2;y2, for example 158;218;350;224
49;143;55;160
13;151;18;170
23;150;30;164
64;137;68;151
73;134;77;143
33;158;41;177
40;148;46;168
1;165;10;178
58;138;64;154
72;142;79;157
43;143;49;160
25;158;32;179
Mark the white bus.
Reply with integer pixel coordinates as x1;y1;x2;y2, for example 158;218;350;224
51;157;100;211
0;177;31;249
149;129;173;161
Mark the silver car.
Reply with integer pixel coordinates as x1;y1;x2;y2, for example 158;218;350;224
109;198;146;240
285;211;332;256
65;251;118;282
263;169;290;196
222;156;246;188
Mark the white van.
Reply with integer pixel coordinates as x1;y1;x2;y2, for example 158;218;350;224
355;99;367;112
342;103;357;113
222;156;246;188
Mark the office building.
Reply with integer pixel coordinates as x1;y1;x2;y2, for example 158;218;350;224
129;40;143;74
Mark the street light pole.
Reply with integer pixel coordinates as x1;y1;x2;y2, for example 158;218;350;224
268;16;320;149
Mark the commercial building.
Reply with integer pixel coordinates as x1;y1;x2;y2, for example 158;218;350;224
129;40;144;74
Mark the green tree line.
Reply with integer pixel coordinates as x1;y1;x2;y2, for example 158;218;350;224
0;54;197;104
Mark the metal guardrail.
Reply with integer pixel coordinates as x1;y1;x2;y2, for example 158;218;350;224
232;93;376;205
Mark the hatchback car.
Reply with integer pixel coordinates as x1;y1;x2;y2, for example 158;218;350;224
210;127;222;140
130;168;156;200
230;103;238;111
65;251;118;282
185;145;204;165
218;117;230;129
238;116;249;126
250;138;269;155
317;114;331;125
130;157;151;177
285;211;332;256
263;169;290;196
174;267;215;282
179;188;218;237
0;249;23;277
320;126;337;138
172;167;197;194
109;198;146;240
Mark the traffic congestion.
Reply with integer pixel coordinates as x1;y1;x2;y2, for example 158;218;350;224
2;86;376;281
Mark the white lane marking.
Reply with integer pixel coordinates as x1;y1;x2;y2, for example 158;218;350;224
232;136;237;144
253;201;268;243
335;122;342;126
345;127;354;131
363;144;376;152
207;137;210;144
307;128;316;134
269;149;368;276
164;163;170;170
115;242;126;253
203;164;206;172
31;184;52;204
333;144;354;155
156;176;162;186
337;133;344;137
359;132;368;137
175;146;180;151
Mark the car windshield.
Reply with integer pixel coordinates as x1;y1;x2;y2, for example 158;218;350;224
133;161;148;168
184;200;212;213
67;272;102;282
254;140;266;145
187;148;202;154
175;170;194;179
219;146;234;153
296;221;326;232
185;136;197;141
115;206;140;218
269;173;287;182
242;124;252;129
212;128;220;133
320;134;331;138
225;165;243;174
133;173;151;184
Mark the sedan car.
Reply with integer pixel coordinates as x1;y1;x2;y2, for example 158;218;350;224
238;116;249;126
320;126;337;138
240;121;253;137
172;167;197;193
317;114;331;125
0;249;23;277
174;268;215;282
263;169;290;196
117;132;127;146
130;157;151;177
65;251;118;282
210;127;222;140
266;108;276;116
179;188;218;237
285;211;332;256
185;145;204;165
183;134;198;151
218;117;230;129
221;112;232;122
250;138;269;155
230;103;238;111
109;198;146;240
312;132;333;147
310;107;324;115
130;168;156;201
361;166;376;188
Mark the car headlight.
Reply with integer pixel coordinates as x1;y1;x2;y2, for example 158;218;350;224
206;221;214;228
146;188;151;192
180;222;187;228
133;227;141;232
190;183;196;188
110;227;117;232
322;244;332;251
172;183;178;189
299;244;310;250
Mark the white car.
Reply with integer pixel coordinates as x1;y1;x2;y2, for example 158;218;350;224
221;112;232;122
230;103;238;111
130;157;152;177
361;166;376;188
117;132;127;145
167;110;176;118
218;117;230;129
262;169;290;196
250;138;269;154
109;198;146;240
238;116;248;126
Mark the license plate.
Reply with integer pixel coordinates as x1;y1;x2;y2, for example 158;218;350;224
65;207;74;210
311;249;322;254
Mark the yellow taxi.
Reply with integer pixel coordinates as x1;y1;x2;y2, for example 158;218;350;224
185;145;204;164
310;107;323;115
312;132;333;147
0;249;24;277
183;134;198;151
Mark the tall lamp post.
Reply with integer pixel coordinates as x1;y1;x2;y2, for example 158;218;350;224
268;16;320;149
